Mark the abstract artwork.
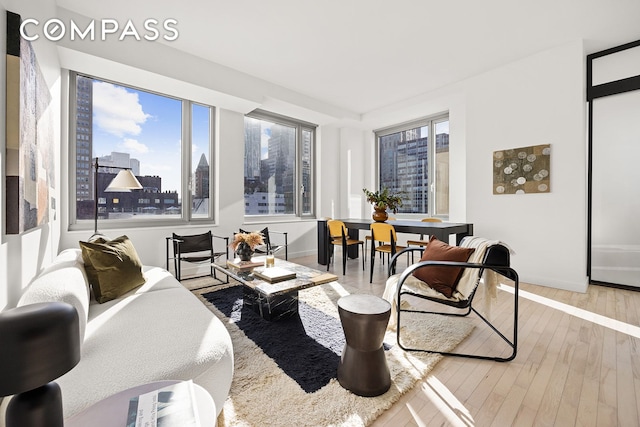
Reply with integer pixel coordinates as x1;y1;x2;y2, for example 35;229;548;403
5;11;55;234
493;144;550;195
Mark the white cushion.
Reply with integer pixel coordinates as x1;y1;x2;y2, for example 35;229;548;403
18;253;91;342
59;286;233;419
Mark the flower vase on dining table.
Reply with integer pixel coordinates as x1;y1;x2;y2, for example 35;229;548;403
372;206;388;222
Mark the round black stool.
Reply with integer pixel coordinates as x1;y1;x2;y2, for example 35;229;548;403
337;294;391;397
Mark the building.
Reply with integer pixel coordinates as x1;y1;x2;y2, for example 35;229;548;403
74;75;93;201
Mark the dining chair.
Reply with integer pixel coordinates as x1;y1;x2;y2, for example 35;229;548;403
369;222;406;283
364;216;396;258
327;220;365;275
406;217;443;262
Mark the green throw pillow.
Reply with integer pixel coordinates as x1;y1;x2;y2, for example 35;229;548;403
79;235;146;303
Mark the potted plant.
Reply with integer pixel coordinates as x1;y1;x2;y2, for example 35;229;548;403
362;187;403;222
230;231;265;261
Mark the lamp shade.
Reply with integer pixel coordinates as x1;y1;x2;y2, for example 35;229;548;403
0;302;80;396
104;169;143;192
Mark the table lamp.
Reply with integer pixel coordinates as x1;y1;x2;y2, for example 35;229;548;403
0;302;80;427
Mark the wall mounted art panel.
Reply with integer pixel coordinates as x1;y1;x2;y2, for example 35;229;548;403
493;144;550;195
5;11;55;234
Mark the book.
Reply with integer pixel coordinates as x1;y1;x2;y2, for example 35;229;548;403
309;272;338;285
126;380;200;427
227;258;263;271
252;266;297;283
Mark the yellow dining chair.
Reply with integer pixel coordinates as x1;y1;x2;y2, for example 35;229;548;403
327;220;365;275
369;222;406;283
406;218;443;261
364;216;396;258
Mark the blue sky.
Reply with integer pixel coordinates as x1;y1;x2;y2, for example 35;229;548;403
92;80;211;196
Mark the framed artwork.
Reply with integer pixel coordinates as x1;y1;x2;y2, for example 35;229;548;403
5;11;55;234
493;144;550;195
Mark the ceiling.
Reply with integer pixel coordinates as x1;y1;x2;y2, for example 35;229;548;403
57;0;640;116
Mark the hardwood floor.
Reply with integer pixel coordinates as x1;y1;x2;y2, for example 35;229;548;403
291;253;640;427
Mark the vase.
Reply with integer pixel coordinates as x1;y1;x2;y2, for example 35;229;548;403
372;206;388;222
236;241;254;261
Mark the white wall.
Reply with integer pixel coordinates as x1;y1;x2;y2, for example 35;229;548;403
356;41;588;292
464;41;587;291
0;0;62;310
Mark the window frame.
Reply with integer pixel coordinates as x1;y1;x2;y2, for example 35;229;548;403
67;71;217;232
374;113;449;218
243;109;316;221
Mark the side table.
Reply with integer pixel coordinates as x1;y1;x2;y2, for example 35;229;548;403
337;294;391;397
64;380;216;427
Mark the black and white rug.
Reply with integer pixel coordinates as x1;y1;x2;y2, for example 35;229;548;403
194;281;473;427
203;285;346;393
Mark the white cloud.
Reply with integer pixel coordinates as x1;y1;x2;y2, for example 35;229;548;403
120;138;149;154
93;82;151;137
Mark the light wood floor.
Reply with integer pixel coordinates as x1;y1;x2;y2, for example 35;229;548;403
292;253;640;427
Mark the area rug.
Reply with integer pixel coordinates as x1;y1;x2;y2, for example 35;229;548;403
192;280;474;427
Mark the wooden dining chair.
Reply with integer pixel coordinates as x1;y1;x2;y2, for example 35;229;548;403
369;222;406;283
406;217;443;262
327;220;365;275
364;216;396;258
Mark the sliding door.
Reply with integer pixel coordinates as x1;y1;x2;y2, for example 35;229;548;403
591;91;640;287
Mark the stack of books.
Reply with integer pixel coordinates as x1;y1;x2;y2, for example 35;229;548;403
252;266;297;283
226;258;263;272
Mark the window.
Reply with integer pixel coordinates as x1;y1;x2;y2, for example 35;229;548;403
243;110;316;217
376;115;449;216
69;72;215;229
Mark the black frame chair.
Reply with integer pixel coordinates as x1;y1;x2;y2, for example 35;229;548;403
165;231;229;284
241;227;288;260
388;244;519;362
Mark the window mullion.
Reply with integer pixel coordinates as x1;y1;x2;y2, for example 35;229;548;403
182;101;191;221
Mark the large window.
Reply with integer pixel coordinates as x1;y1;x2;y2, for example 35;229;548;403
70;72;215;229
376;115;449;216
243;110;315;217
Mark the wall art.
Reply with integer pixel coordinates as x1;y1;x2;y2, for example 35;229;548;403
493;144;550;195
5;11;55;234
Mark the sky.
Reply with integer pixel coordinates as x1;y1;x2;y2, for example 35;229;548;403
92;80;211;197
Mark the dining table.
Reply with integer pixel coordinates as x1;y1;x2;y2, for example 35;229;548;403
317;218;474;265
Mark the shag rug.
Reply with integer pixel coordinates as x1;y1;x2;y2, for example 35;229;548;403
191;280;473;427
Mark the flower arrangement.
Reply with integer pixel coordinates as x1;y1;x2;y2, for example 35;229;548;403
362;187;403;213
230;231;265;251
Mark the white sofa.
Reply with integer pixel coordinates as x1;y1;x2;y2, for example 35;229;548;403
3;248;233;421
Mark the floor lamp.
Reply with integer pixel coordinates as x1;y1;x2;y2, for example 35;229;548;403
92;157;143;240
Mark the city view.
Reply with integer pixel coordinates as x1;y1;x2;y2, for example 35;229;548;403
243;116;312;215
379;120;449;215
74;75;211;221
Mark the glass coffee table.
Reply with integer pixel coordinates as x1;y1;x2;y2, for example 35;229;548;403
212;257;338;321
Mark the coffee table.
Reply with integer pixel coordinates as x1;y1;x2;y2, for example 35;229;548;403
212;257;337;321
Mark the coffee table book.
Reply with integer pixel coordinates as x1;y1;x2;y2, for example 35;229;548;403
253;266;297;283
126;380;200;427
227;258;264;271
